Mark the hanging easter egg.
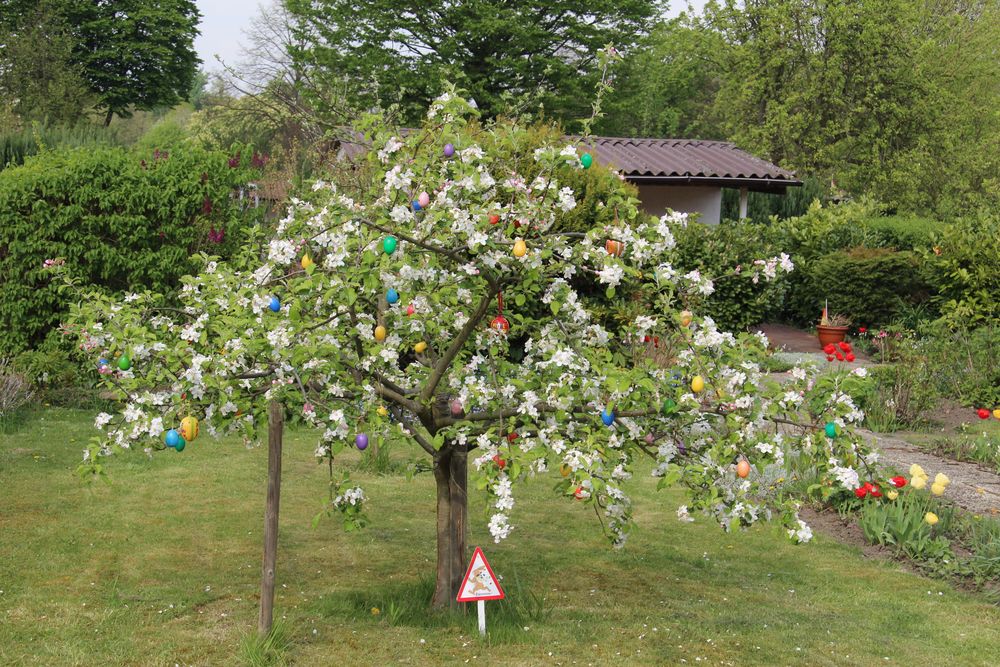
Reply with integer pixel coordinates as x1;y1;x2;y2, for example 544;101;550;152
507;432;519;442
180;416;199;442
512;238;527;258
165;429;181;448
374;325;387;342
450;399;463;416
414;341;428;354
690;376;705;393
661;397;677;415
418;191;431;208
383;236;398;254
574;486;587;499
605;239;625;257
117;355;131;371
600;409;615;426
580;152;593;169
736;459;751;479
355;433;369;450
994;409;1000;420
490;315;510;333
492;455;506;469
377;405;388;417
174;436;186;452
406;303;415;316
560;463;571;477
268;296;281;312
680;310;693;327
386;288;400;304
443;143;455;158
488;214;500;225
825;422;838;438
301;255;314;270
977;408;991;420
412;200;422;211
645;433;655;445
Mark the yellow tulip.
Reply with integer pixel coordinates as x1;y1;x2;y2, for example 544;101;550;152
911;475;927;490
887;490;899;500
934;473;950;488
512;238;527;258
690;376;705;393
414;341;428;354
931;483;946;496
924;512;939;526
909;463;926;478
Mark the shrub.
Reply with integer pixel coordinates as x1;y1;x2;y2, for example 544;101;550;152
920;214;1000;327
920;323;1000;408
0;358;35;419
788;247;932;327
0;143;265;356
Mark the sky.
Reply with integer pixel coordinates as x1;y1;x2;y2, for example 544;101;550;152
194;1;710;73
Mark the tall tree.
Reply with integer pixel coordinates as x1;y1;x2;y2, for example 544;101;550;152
284;0;665;124
66;0;202;125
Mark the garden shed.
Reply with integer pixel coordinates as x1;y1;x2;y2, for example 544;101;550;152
581;137;801;224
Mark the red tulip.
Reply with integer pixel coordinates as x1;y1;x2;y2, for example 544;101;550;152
890;476;907;488
838;341;850;352
858;327;867;333
870;486;882;498
835;352;845;361
823;343;836;355
826;355;835;362
846;353;856;362
863;481;874;491
855;487;868;498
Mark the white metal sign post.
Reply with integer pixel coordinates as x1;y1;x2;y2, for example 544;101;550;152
456;546;505;636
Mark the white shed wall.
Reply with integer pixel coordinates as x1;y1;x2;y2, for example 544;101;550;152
635;184;723;225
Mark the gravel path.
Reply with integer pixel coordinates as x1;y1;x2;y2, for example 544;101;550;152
860;429;1000;516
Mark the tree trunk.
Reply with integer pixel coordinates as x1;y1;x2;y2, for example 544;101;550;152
103;108;114;127
430;442;469;610
258;400;284;635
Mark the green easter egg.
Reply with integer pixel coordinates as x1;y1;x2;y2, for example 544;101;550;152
383;236;398;254
117;355;131;371
824;422;837;438
581;152;593;169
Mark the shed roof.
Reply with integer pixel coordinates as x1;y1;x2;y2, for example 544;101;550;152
579;137;801;193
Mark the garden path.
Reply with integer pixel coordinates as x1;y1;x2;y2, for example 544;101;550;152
859;429;1000;517
757;322;1000;516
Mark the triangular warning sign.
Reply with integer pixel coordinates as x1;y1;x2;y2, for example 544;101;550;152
456;546;505;602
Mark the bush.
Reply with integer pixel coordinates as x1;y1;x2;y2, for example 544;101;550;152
788;247;931;328
920;214;1000;327
0;357;35;419
920;323;1000;408
0;143;266;356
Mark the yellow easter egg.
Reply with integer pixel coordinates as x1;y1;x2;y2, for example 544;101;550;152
560;463;571;477
377;405;388;417
691;376;705;393
513;238;527;258
415;341;428;354
994;408;1000;420
680;310;692;327
180;416;199;442
301;255;314;270
374;325;387;342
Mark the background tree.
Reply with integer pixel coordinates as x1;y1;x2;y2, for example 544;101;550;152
64;0;202;126
284;0;666;124
66;87;877;611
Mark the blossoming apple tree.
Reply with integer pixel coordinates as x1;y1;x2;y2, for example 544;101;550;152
67;89;878;610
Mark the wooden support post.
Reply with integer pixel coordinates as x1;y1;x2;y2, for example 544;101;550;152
738;186;749;220
258;400;284;636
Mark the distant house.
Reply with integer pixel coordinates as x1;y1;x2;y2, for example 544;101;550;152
580;137;801;225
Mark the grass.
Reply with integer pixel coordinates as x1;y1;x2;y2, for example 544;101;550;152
3;409;1000;666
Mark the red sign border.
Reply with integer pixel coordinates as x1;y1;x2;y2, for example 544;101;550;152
456;546;505;602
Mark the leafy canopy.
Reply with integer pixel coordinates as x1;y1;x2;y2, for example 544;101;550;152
67;86;877;551
284;0;664;124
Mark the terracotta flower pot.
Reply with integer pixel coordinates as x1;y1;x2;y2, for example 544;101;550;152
816;325;849;349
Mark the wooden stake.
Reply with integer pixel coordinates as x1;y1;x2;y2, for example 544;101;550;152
258;400;284;635
477;599;486;636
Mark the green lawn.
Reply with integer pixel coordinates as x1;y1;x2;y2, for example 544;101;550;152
2;409;998;666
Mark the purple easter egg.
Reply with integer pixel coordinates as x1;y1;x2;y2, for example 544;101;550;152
450;399;463;416
645;433;655;445
444;143;455;158
355;433;369;450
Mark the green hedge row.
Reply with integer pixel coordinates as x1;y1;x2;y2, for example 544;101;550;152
0;143;264;356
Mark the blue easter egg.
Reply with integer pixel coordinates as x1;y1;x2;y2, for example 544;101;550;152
412;200;422;211
98;358;109;367
601;409;615;426
386;289;400;304
165;429;180;448
269;296;281;312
